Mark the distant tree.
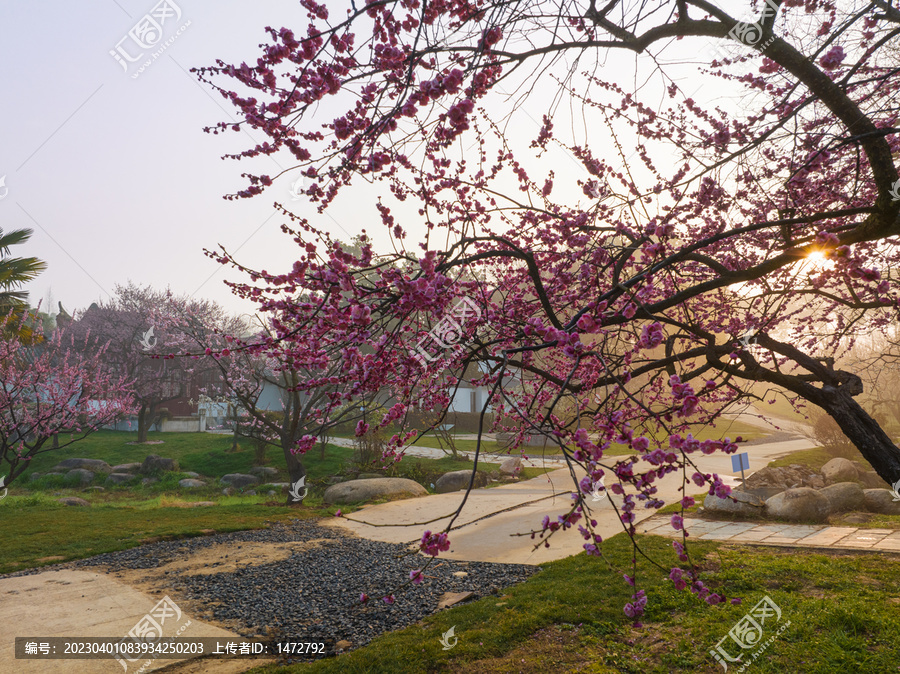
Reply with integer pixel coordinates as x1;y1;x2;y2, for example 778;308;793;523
0;313;135;487
70;283;198;443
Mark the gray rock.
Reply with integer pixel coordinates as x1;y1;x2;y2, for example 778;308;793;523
82;486;105;492
765;487;830;522
29;473;42;481
435;470;489;494
106;473;135;485
249;466;279;478
744;464;818;492
821;458;858;485
141;477;158;486
820;482;865;513
222;487;235;496
499;457;522;476
323;478;427;505
804;475;826;489
703;490;766;517
220;474;260;488
178;479;206;488
181;471;200;479
65;469;95;485
859;471;886;489
863;488;900;515
267;490;276;496
57;497;91;506
52;458;112;474
111;463;142;474
247;490;256;496
140;455;180;474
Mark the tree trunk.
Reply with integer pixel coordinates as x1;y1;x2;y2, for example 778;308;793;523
137;404;153;443
813;387;900;488
283;441;307;506
745;335;900;488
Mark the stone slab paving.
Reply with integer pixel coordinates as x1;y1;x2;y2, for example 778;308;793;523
0;570;257;674
636;516;900;552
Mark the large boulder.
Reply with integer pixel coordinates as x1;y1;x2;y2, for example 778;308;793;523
863;489;900;515
435;470;488;494
821;458;858;485
65;469;95;485
178;479;206;488
57;497;91;507
703;490;766;517
323;478;427;504
220;474;260;488
819;482;866;513
52;458;112;474
764;487;830;522
249;466;279;479
858;471;886;489
106;473;135;485
140;455;180;474
499;458;522;476
743;464;819;492
111;463;142;474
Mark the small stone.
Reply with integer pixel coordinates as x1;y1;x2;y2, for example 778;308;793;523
106;473;135;485
181;471;200;479
438;591;475;609
82;486;105;492
52;458;113;474
335;640;352;651
140;455;180;474
821;458;858;485
220;474;260;488
111;463;142;473
249;466;279;478
499;457;522;475
65;469;95;485
141;477;158;486
178;479;206;488
57;497;91;507
222;487;235;496
452;571;468;578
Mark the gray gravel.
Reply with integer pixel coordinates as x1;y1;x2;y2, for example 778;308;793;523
2;519;540;661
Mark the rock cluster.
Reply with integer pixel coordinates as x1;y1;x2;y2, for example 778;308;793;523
704;458;898;523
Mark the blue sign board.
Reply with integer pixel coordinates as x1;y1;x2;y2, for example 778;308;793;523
731;452;750;472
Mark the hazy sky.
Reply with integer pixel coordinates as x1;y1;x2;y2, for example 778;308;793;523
1;0;750;320
1;0;373;319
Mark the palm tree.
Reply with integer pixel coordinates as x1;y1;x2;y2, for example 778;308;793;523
0;228;46;314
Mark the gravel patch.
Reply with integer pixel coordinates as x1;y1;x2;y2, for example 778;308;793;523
0;519;540;661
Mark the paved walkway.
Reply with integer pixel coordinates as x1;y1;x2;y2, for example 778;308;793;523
324;434;817;565
0;570;259;673
637;516;900;552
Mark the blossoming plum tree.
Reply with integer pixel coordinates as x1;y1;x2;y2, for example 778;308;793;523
196;0;900;616
0;313;136;487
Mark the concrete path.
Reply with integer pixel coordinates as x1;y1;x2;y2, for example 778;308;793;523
324;435;817;565
0;570;253;674
637;515;900;552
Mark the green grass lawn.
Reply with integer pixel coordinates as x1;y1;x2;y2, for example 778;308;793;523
245;533;900;673
0;431;551;574
0;503;304;574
